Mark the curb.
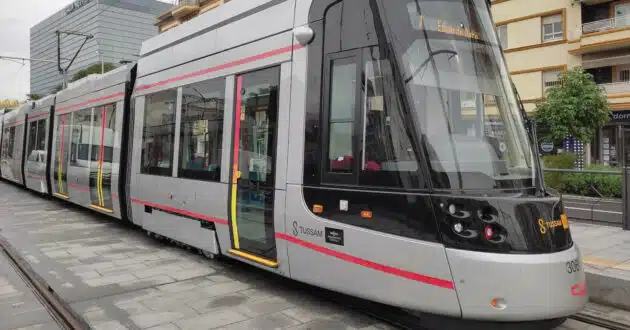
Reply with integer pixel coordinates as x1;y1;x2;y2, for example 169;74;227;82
586;270;630;312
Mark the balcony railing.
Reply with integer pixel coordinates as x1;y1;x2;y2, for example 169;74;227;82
583;15;630;34
599;81;630;94
177;0;198;5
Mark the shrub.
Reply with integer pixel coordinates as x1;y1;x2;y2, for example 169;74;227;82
542;153;576;192
543;161;622;198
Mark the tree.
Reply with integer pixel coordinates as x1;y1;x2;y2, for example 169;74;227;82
26;94;41;101
71;63;116;82
534;67;611;145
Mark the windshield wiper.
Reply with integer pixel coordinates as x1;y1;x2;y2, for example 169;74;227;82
511;79;546;197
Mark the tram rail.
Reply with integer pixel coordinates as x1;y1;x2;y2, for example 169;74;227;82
571;310;630;330
0;234;87;330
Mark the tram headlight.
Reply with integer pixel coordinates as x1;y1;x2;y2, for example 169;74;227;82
484;225;494;240
453;222;464;234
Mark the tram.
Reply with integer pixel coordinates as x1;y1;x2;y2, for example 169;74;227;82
0;0;587;327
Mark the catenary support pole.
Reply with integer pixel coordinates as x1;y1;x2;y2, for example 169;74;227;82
623;166;629;230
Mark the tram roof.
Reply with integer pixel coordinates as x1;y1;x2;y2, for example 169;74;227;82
30;95;55;114
55;64;135;105
3;103;27;123
139;0;286;58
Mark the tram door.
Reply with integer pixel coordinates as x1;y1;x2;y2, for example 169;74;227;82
53;114;70;198
228;67;280;265
90;105;116;212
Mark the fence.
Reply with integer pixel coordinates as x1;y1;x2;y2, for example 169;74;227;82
543;167;630;230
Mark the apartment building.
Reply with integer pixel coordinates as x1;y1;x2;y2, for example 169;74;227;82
156;0;231;33
491;0;630;166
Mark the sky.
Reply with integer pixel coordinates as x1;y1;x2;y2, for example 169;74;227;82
0;0;172;100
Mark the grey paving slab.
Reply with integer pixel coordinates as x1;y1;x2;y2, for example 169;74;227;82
0;181;608;329
0;245;61;330
569;221;630;310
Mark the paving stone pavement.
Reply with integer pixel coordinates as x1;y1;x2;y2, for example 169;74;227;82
0;246;61;330
0;181;615;329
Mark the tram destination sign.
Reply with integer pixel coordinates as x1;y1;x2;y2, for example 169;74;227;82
66;0;91;15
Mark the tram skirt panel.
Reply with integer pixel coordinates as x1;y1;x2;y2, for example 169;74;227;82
282;185;461;317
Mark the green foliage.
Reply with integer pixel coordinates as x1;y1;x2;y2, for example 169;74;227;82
71;63;116;82
26;94;41;101
544;163;622;198
542;153;576;191
51;84;64;94
535;67;611;145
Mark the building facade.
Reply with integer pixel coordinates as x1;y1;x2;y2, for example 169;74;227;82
30;0;171;96
491;0;630;166
155;0;230;33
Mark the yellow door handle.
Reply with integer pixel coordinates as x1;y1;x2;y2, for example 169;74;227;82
236;170;242;179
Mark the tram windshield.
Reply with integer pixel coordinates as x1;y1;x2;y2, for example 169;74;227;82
379;0;536;190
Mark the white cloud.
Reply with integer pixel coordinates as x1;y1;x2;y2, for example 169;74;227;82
0;0;172;100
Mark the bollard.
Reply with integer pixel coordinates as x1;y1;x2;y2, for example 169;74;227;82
624;167;630;231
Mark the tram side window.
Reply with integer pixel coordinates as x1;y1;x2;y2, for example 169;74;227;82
27;121;37;162
7;127;15;158
1;128;8;159
179;78;225;181
70;109;93;167
36;119;46;153
141;89;177;176
327;57;357;174
359;47;422;188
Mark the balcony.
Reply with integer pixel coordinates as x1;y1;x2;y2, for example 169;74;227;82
570;15;630;55
172;0;200;19
582;15;630;34
599;81;630;94
580;0;615;5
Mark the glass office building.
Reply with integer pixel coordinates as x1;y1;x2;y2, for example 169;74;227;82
30;0;172;96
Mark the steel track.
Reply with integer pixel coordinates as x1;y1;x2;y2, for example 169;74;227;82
571;312;630;330
0;235;88;330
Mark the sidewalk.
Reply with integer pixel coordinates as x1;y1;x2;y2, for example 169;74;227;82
0;247;61;329
0;182;390;330
570;220;630;310
0;179;623;330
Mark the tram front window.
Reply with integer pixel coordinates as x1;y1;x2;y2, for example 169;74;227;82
379;0;536;190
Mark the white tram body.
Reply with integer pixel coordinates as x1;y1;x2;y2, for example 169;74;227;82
0;0;587;327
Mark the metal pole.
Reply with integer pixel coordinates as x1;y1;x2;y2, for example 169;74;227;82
623;166;629;230
101;53;104;74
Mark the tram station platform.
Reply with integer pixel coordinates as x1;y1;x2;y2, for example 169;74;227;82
570;221;630;313
0;180;621;330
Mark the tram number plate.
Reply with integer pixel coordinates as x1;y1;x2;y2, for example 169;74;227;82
566;258;580;274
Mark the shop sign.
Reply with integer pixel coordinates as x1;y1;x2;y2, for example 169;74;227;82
540;141;554;152
610;110;630;122
0;100;22;108
66;0;91;15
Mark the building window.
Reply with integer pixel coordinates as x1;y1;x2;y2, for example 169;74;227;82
543;69;562;93
542;14;563;42
141;89;178;176
497;25;508;49
178;77;225;181
620;69;630;82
